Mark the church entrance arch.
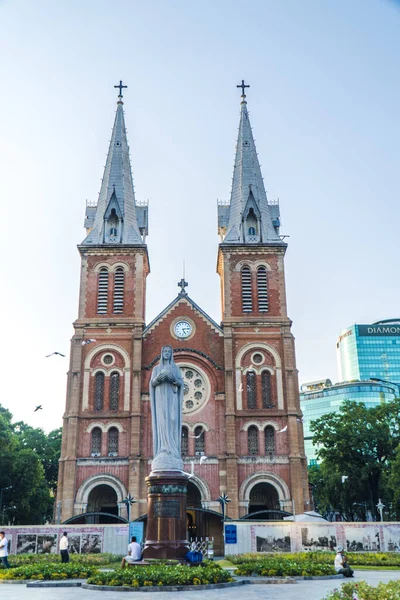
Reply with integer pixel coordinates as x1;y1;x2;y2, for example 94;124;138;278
249;482;279;514
187;481;202;508
88;484;118;517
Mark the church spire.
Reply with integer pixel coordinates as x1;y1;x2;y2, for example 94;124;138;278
218;81;282;245
82;83;148;246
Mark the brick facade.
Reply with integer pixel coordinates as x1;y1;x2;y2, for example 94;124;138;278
57;238;309;524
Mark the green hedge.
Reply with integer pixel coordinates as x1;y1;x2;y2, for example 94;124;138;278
87;562;233;587
323;579;400;599
227;551;400;568
7;553;122;566
233;556;336;577
0;563;100;581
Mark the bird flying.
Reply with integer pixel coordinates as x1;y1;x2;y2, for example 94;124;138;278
45;352;65;358
278;425;288;433
82;339;97;346
189;429;205;439
34;405;42;412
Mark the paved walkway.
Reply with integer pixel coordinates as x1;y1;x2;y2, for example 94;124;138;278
0;570;399;599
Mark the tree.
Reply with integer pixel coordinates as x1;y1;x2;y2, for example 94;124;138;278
13;423;62;493
388;445;400;517
310;398;400;520
0;404;62;524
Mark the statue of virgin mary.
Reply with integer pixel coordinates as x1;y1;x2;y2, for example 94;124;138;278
150;345;184;472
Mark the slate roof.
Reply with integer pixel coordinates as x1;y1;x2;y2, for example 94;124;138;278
219;96;284;245
82;100;145;245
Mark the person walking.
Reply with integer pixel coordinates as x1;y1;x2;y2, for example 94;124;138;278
59;531;69;563
0;532;10;569
334;546;354;577
121;536;142;568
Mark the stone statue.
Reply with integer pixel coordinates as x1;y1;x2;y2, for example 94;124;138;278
150;345;184;472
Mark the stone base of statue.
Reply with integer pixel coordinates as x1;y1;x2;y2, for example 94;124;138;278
142;471;190;560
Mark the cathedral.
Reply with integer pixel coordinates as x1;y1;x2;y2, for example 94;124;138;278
56;82;309;550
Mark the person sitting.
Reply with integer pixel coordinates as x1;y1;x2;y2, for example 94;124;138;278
334;546;354;577
120;536;142;568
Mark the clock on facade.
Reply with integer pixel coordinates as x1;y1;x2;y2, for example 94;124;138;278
174;320;193;339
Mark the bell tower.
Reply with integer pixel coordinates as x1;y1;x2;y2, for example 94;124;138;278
217;83;309;518
57;84;149;522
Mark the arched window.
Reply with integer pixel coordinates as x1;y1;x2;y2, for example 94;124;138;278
248;426;259;455
194;426;205;455
113;267;125;313
247;371;257;409
245;208;258;240
265;426;275;456
257;266;268;312
241;266;253;312
109;372;120;410
181;426;189;457
91;427;102;456
94;372;105;410
262;371;274;408
97;268;109;314
107;208;118;240
108;427;119;456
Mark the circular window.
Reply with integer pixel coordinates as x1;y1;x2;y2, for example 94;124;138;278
251;352;264;365
102;354;115;366
179;364;210;414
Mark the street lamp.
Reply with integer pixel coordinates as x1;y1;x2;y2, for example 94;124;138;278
120;493;137;545
121;493;137;524
217;492;231;524
0;486;12;525
376;499;385;522
217;492;231;547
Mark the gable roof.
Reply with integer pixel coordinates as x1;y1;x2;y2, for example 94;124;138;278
143;294;223;338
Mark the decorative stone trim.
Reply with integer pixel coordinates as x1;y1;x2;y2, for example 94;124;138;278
237;456;289;464
143;348;223;371
77;458;129;466
148;484;187;494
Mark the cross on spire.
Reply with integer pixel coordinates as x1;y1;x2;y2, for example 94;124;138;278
177;278;188;295
237;79;250;97
114;80;127;98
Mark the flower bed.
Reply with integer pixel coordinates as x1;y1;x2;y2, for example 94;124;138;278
227;551;400;568
7;552;121;567
233;556;336;577
322;579;400;599
0;563;100;580
87;562;233;587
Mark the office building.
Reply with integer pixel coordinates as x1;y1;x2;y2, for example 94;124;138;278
337;319;400;386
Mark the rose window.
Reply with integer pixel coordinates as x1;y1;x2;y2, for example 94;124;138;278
179;365;210;414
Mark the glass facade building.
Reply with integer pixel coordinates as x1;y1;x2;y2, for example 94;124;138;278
336;319;400;386
300;379;397;464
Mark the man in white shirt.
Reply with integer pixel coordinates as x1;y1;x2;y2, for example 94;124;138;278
59;531;69;563
334;546;354;577
121;536;142;568
0;532;10;569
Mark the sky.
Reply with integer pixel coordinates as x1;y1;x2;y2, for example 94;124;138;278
0;0;399;431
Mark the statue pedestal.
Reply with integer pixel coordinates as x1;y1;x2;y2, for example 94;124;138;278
142;471;190;560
